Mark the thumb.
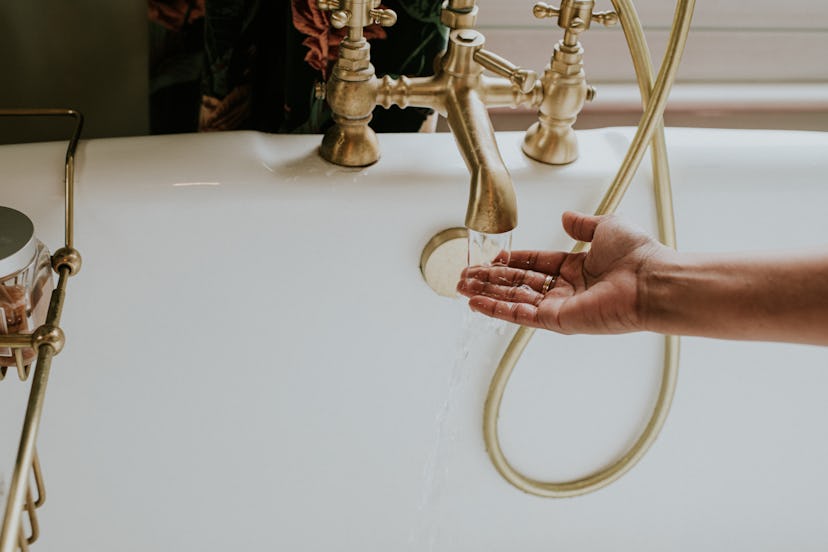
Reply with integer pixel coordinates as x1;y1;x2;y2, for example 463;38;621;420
562;211;603;243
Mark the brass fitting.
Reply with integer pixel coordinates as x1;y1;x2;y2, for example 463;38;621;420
315;0;397;167
334;38;372;73
523;0;615;164
31;325;65;356
51;247;82;276
534;0;617;30
474;49;538;95
369;8;397;27
320;39;381;166
440;1;479;29
318;1;546;234
554;0;596;31
317;0;393;167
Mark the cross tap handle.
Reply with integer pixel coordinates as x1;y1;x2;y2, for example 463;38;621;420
317;1;396;30
533;1;561;19
533;1;617;30
330;10;351;28
369;8;397;27
592;10;619;26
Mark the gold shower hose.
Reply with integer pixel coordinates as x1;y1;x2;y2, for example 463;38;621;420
483;0;695;498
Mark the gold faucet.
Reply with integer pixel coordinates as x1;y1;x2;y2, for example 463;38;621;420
316;0;615;234
524;1;617;163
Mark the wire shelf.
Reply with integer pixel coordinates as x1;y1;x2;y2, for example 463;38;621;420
0;109;83;552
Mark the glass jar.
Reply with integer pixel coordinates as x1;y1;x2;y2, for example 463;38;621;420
0;206;54;370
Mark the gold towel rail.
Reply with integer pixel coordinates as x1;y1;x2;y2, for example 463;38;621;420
0;108;83;552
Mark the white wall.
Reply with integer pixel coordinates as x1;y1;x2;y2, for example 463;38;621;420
476;0;828;84
474;0;828;131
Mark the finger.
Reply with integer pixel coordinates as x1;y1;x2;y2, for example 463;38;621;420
506;250;569;275
457;275;544;305
468;296;542;328
462;265;551;292
562;211;603;243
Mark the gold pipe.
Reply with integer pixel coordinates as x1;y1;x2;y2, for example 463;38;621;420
482;0;694;497
591;0;693;220
479;76;544;109
0;269;68;552
0;109;83;249
20;486;39;546
377;74;448;112
29;452;45;510
377;73;541;114
613;0;677;249
0;349;56;552
0;336;35;349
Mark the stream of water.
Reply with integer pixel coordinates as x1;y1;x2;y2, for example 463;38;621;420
407;230;513;550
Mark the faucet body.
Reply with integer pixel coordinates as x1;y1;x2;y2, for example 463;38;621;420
317;0;610;234
377;28;541;234
524;1;616;164
318;33;382;168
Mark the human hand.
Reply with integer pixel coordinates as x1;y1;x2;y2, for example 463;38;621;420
456;211;670;334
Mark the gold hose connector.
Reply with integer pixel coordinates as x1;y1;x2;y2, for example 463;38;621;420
483;0;695;498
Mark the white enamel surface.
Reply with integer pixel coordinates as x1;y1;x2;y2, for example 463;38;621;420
1;128;827;550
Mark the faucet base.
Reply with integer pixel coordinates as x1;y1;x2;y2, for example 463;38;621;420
319;118;381;167
522;121;579;165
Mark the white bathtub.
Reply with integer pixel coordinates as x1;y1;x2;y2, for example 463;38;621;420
2;127;827;550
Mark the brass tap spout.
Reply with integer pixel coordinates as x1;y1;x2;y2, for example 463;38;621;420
379;28;540;234
318;1;540;234
446;86;517;234
379;28;530;234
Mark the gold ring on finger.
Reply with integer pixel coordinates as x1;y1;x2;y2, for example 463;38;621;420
541;274;557;294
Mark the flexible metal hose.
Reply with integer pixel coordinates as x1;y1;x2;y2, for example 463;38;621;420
482;0;695;497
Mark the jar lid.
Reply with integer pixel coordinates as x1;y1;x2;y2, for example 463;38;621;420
0;206;37;279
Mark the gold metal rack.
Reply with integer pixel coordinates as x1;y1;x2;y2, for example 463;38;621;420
0;109;83;552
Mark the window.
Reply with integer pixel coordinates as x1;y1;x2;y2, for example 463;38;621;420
476;0;828;120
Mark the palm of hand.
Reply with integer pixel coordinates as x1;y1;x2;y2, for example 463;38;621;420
457;212;664;334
